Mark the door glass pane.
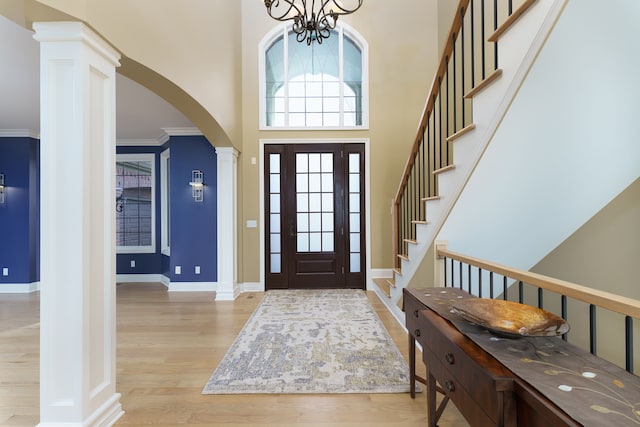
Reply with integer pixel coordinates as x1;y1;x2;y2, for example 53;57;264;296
309;193;321;211
349;213;360;232
349;153;359;173
270;214;280;233
321;153;333;172
350;253;360;273
296;153;308;172
309;154;321;172
309;233;322;252
309;174;321;192
348;152;362;273
268;153;282;274
322;213;333;231
271;254;281;274
270;174;280;193
297;213;309;232
295;151;334;253
296;174;308;192
321;173;333;192
322;193;333;212
349;194;360;212
322;232;334;252
297;233;309;252
349;174;359;193
270;194;281;213
297;193;308;212
270;154;280;173
309;213;321;232
270;234;281;252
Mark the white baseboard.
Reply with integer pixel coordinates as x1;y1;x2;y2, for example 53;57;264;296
241;282;263;292
0;282;40;293
167;281;217;292
370;268;393;279
116;274;166;284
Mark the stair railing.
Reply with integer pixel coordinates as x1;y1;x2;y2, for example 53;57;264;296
393;0;530;269
437;245;640;373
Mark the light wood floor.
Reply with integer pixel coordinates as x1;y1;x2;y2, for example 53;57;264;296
0;283;468;426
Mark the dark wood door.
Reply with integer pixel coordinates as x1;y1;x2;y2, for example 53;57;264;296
265;143;365;290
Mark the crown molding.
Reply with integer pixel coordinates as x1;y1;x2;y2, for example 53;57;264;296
161;127;203;136
0;129;40;139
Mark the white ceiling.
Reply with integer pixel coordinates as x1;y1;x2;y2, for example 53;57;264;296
0;15;195;142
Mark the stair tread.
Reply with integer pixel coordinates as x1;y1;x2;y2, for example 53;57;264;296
433;164;455;175
421;195;441;202
372;278;392;298
488;0;538;42
397;253;409;261
465;69;503;99
447;124;476;142
404;238;418;245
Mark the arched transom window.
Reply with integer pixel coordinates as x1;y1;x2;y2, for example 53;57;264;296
260;24;369;129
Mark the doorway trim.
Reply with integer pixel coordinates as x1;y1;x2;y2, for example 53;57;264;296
259;138;371;292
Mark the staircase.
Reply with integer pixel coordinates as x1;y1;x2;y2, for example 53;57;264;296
372;0;570;322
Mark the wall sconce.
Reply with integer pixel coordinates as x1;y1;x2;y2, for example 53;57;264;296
189;170;204;202
0;173;5;204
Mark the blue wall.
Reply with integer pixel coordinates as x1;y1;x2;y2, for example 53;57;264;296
168;136;217;282
0;136;217;287
0;137;40;284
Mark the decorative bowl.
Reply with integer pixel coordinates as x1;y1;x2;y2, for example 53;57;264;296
452;298;570;338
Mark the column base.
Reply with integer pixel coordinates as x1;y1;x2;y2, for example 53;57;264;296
215;281;240;300
38;393;123;427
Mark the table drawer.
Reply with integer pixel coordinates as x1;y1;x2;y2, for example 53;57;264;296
418;309;515;425
424;347;498;427
404;291;423;338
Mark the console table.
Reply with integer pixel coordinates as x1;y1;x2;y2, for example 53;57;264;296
404;287;640;427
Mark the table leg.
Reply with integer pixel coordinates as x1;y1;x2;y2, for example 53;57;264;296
427;368;436;427
409;333;416;398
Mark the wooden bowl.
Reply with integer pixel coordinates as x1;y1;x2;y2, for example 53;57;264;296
452;298;570;338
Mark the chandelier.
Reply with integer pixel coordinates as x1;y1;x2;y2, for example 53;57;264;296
264;0;363;45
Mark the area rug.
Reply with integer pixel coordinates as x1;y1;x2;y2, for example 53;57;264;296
202;289;414;394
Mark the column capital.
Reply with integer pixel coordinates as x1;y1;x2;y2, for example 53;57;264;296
215;146;239;158
33;21;121;67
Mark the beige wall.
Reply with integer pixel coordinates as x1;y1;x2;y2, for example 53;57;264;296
239;0;440;282
31;0;243;147
531;178;640;370
12;0;442;283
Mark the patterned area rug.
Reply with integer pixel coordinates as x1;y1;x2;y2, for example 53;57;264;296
202;289;414;394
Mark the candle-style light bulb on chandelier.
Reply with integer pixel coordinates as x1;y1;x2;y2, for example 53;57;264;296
264;0;363;45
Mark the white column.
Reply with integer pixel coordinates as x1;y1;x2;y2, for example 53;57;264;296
215;147;239;300
34;22;123;426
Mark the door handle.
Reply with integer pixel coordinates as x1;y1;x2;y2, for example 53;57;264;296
289;221;297;238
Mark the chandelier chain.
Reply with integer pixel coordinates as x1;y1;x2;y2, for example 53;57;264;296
264;0;363;45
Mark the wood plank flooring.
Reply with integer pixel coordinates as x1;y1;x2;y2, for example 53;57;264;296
0;283;468;426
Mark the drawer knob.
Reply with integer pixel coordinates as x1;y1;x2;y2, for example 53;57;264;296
414;329;421;337
445;380;455;392
414;309;419;318
445;353;455;365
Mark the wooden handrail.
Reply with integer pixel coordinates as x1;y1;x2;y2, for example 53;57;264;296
393;0;470;204
437;247;640;319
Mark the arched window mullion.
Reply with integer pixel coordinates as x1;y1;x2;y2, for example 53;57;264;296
338;25;345;127
283;27;290;127
260;22;367;130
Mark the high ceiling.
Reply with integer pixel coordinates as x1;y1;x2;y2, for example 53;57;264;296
0;15;195;142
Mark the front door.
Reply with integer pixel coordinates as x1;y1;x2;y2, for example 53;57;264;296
265;143;365;290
